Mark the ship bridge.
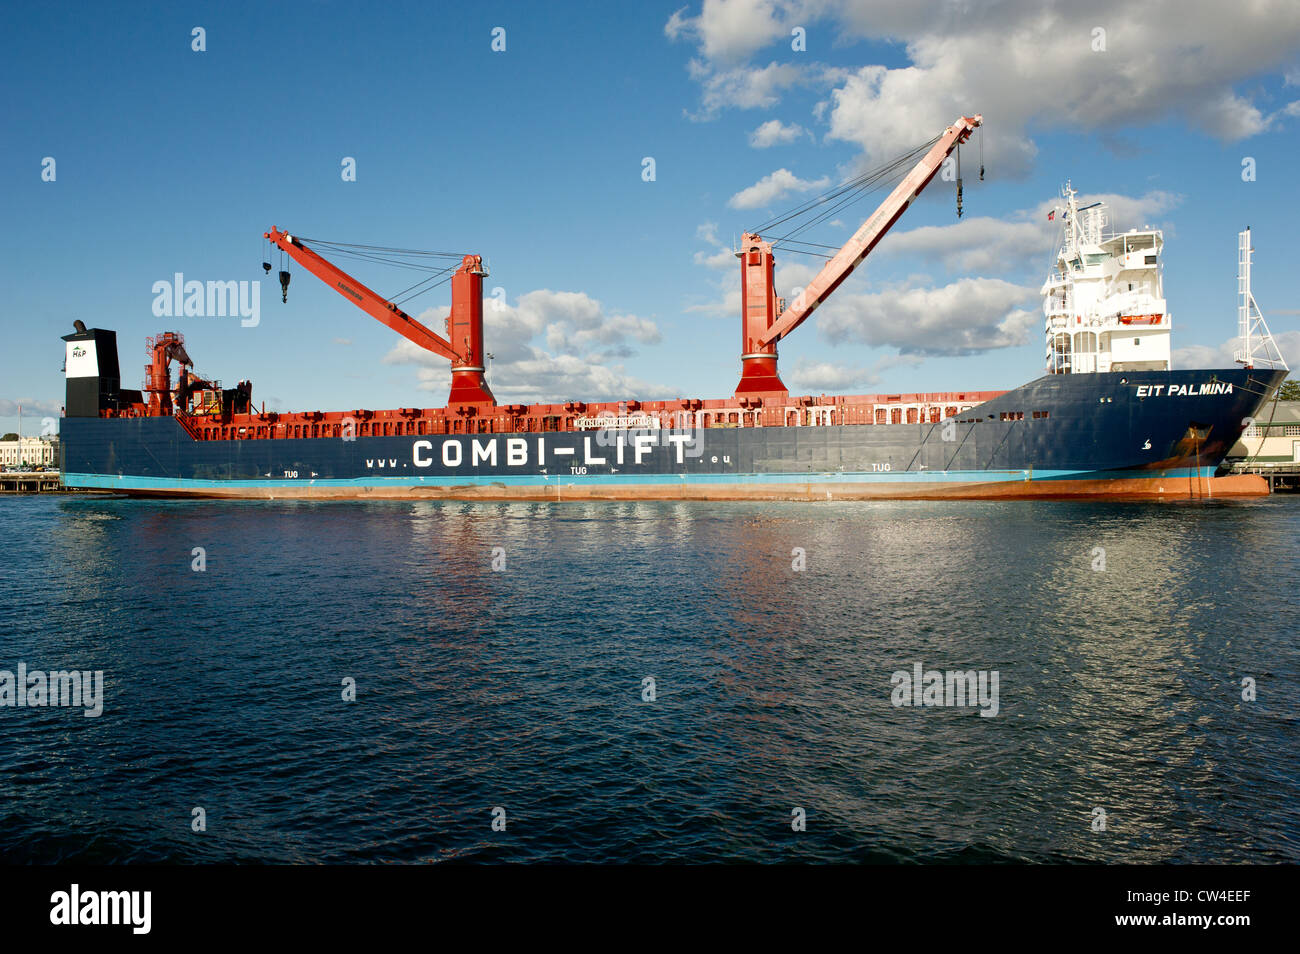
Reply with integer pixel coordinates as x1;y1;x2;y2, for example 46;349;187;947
1042;184;1171;375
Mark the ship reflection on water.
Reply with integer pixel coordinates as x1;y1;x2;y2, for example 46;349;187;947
0;495;1295;863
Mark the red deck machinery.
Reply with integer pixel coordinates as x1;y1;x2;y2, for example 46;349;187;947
143;331;193;416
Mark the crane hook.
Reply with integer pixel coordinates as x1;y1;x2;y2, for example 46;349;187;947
955;144;964;218
279;269;291;303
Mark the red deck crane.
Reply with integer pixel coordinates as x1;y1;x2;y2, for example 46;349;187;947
264;227;496;407
143;331;193;416
734;114;983;401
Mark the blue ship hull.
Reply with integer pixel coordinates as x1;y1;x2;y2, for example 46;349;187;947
60;369;1285;499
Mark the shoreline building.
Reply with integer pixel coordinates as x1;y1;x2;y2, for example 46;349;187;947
1228;401;1300;466
0;436;58;469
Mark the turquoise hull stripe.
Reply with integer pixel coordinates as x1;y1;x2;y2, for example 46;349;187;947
63;467;1216;492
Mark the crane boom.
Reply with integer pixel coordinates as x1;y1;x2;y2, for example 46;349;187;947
757;115;982;348
265;227;495;406
265;227;461;363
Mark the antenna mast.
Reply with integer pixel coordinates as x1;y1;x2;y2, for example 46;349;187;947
1234;227;1288;371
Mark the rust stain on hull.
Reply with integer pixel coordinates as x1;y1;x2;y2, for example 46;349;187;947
112;474;1270;501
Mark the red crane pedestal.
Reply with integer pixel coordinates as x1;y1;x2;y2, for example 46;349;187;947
733;233;789;403
446;255;495;406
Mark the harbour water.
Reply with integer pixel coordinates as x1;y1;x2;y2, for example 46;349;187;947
1;494;1296;863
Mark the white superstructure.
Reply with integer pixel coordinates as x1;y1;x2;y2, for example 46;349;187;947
1041;183;1171;374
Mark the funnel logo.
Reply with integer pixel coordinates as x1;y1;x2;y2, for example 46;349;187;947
65;340;99;378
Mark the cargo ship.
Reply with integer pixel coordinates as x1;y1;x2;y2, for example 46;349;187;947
59;117;1289;500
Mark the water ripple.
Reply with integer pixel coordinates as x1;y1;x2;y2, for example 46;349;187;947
0;495;1296;863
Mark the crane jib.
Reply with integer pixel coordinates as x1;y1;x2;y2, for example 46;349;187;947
754;115;981;351
266;226;497;406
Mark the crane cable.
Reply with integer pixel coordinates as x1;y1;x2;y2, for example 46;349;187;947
787;139;939;238
746;133;943;250
290;236;471;307
389;269;460;307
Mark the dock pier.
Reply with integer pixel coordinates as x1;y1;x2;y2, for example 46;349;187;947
0;471;90;495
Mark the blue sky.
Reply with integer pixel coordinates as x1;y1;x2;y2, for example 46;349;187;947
3;0;1299;435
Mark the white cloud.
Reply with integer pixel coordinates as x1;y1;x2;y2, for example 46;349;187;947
694;246;735;270
749;118;806;147
382;290;671;403
669;0;1300;175
1197;93;1271;140
787;353;927;392
0;398;61;418
667;0;787;63
684;288;741;317
876;190;1182;273
816;276;1039;355
1173;332;1300;371
789;357;887;392
728;168;831;209
773;259;822;300
788;357;869;392
877;216;1050;275
664;7;692;43
404;354;679;404
693;223;735;270
688;59;810;117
